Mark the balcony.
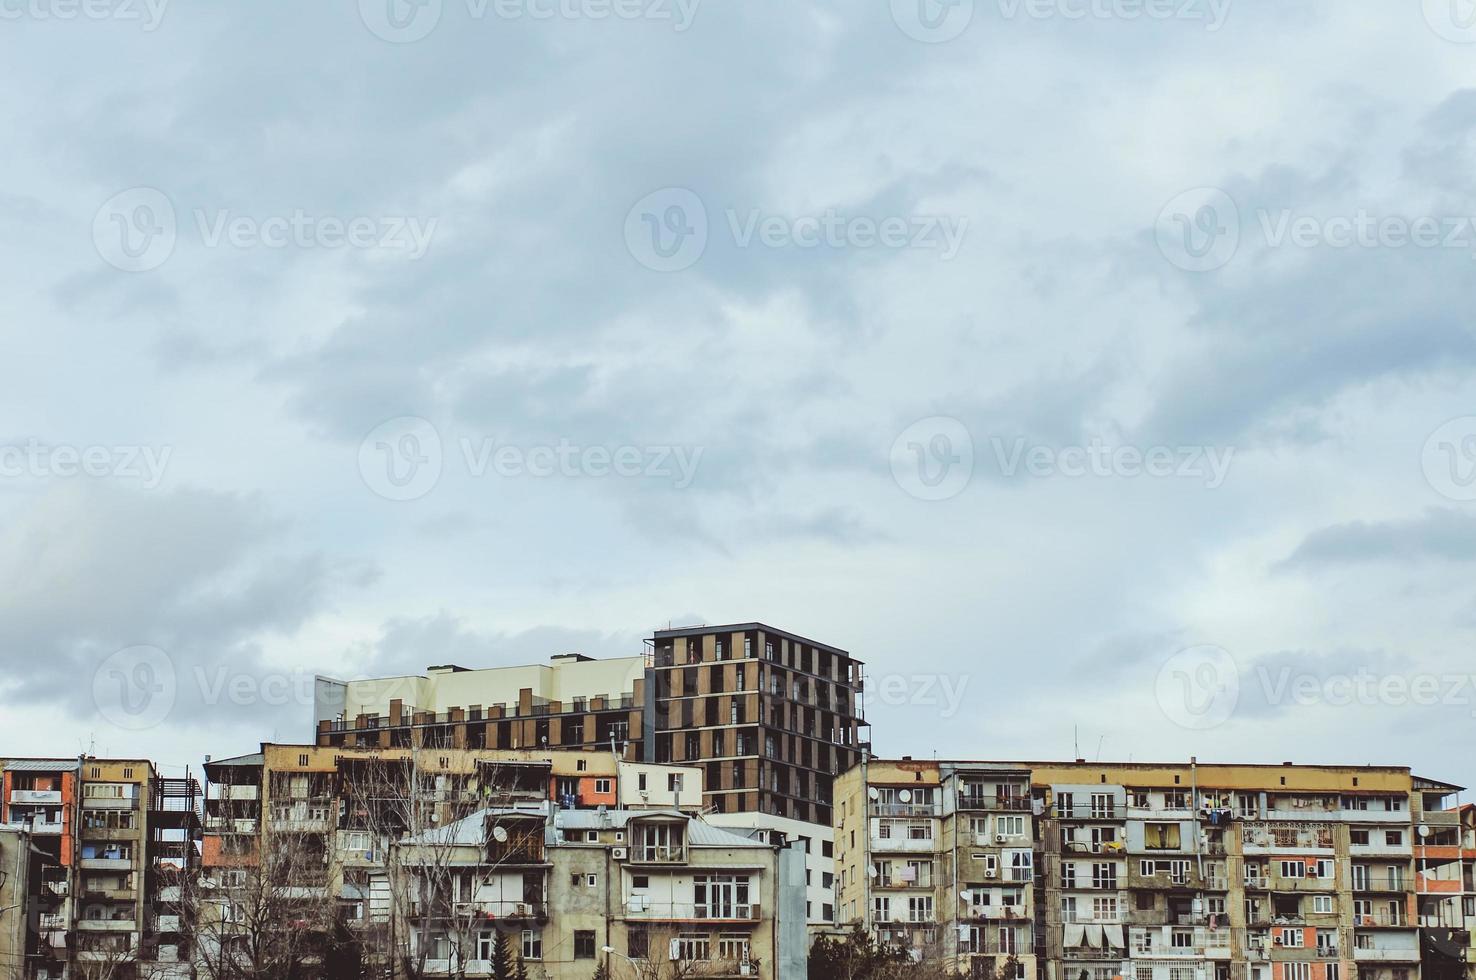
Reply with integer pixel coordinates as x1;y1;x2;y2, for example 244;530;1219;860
964;905;1030;921
451;901;547;921
1353;912;1413;928
1353;874;1410;893
77;918;139;932
625;900;761;922
870;802;940;818
11;788;62;804
959;794;1033;812
870;835;937;854
81;858;135;871
80;826;139;841
1055;805;1122;821
1269;876;1337;893
1353;947;1421;962
205;816;259;834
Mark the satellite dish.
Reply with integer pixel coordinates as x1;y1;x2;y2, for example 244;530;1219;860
866;866;878;878
868;787;880;800
492;826;509;843
898;789;912;803
1418;825;1431;839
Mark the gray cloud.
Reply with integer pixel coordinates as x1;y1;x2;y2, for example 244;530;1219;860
1280;509;1476;568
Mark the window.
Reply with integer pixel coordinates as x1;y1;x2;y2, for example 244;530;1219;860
638;773;647;792
632;875;649;889
673;934;710;960
907;896;934;922
594;778;611;794
1009;850;1033;882
1092;896;1118;920
1060;862;1076;888
718;934;750;962
1385;830;1403;845
1285;965;1310;980
1279;929;1304;948
1350;829;1370;845
298;754;309;767
694;874;751;919
1281;861;1306;879
628;928;649;960
521;930;542;960
1313;895;1333;914
997;814;1025;837
574;931;596;959
1145;823;1182;850
669;774;683;794
1092;863;1117;890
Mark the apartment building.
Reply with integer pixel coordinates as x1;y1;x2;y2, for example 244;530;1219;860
391;805;807;979
0;757;201;980
1;824;32;980
1409;800;1476;980
645;624;867;928
314;654;647;754
311;623;868;928
836;757;1469;980
198;742;802;977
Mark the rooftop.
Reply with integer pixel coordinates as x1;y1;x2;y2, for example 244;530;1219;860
650;622;852;657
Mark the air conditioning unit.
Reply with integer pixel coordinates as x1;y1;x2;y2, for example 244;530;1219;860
995;834;1009;843
613;847;627;860
984;868;998;879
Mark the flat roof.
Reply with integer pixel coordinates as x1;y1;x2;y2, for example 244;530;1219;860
861;758;1439;780
650;622;852;658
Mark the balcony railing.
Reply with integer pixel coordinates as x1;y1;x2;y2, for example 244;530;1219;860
1354;911;1411;927
870;835;937;853
1352;947;1421;962
625;901;760;922
870;802;940;818
1353;874;1409;892
11;789;62;804
959;794;1033;812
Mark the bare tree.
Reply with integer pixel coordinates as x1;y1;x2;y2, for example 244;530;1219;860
184;818;339;980
337;746;549;980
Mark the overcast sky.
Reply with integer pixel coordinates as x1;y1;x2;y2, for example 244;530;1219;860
3;0;1476;797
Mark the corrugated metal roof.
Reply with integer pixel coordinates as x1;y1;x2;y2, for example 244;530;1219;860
402;807;769;851
557;809;768;848
203;753;264;768
3;759;77;772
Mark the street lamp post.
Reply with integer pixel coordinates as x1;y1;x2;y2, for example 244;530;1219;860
602;944;637;976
